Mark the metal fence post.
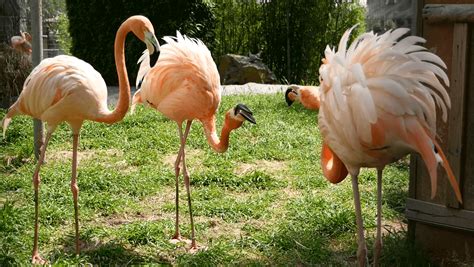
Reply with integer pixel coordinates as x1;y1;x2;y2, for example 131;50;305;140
31;0;43;160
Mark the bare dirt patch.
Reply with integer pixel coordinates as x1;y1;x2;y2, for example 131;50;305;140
162;149;206;172
48;148;123;163
102;187;176;226
234;160;288;176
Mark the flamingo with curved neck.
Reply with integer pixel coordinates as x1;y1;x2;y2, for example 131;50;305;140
1;15;159;264
133;31;256;252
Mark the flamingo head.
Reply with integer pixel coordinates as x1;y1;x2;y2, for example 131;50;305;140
225;104;256;130
285;85;300;106
128;15;160;55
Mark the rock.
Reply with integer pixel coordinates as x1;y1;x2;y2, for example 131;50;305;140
218;53;278;85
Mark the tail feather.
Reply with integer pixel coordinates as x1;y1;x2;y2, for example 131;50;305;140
433;138;463;203
2;103;20;138
408;120;462;203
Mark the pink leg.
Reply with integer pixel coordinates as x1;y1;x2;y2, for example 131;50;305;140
351;173;367;267
171;122;191;242
374;168;384;266
31;131;52;265
181;121;199;251
70;133;81;254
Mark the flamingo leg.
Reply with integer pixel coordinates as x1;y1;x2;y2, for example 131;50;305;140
181;120;199;251
31;131;52;265
70;133;81;254
351;173;368;267
374;168;383;266
171;122;192;242
172;123;184;240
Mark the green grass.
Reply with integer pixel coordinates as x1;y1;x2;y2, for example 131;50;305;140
0;93;427;265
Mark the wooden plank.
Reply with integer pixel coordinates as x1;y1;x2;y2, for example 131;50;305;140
462;27;474;210
445;23;468;208
423;4;474;23
406;198;474;232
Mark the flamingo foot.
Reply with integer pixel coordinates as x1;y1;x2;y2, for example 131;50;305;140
32;253;47;265
357;245;368;267
188;242;207;254
373;239;382;266
169;235;192;245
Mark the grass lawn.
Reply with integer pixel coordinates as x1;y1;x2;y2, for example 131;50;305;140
0;93;428;265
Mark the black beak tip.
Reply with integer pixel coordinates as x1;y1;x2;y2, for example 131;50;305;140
235;103;256;124
245;114;257;124
285;88;294;106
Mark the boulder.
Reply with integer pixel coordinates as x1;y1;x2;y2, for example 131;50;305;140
218;53;277;85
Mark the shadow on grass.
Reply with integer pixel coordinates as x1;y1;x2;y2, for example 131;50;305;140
54;238;163;265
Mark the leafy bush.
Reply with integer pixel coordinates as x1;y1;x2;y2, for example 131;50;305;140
261;0;366;84
0;44;32;108
65;0;215;85
209;0;263;61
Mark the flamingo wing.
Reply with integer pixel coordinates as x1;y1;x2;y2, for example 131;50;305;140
139;31;220;109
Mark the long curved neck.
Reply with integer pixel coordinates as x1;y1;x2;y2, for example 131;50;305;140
95;22;131;123
201;115;235;153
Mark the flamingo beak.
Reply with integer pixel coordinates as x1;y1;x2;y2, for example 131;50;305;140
285;88;295;106
145;31;160;55
234;104;256;124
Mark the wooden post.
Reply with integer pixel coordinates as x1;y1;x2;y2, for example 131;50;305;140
445;23;468;208
31;0;44;160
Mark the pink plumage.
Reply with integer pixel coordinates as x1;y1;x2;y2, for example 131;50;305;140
318;26;461;266
134;31;256;252
1;16;159;264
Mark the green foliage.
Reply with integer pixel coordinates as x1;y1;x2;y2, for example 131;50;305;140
261;0;366;84
209;0;264;61
65;0;215;85
56;13;72;54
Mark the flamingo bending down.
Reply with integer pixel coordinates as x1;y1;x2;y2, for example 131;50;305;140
1;16;159;264
11;31;32;55
285;85;320;110
134;31;256;252
318;27;462;266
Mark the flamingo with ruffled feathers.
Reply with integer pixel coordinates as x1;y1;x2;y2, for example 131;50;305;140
11;31;32;55
318;27;462;266
285;85;320;110
1;16;159;264
133;31;256;252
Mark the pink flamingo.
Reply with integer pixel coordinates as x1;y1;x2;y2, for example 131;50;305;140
1;16;159;264
134;31;256;252
318;27;462;266
10;31;33;55
285;85;320;110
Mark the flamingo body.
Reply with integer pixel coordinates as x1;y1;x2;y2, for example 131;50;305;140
11;31;32;55
1;16;159;264
134;32;255;251
10;55;108;129
285;85;320;110
138;33;221;123
318;26;462;265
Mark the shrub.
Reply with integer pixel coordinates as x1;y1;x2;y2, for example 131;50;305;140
65;0;215;85
209;0;263;61
0;44;32;108
261;0;366;84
